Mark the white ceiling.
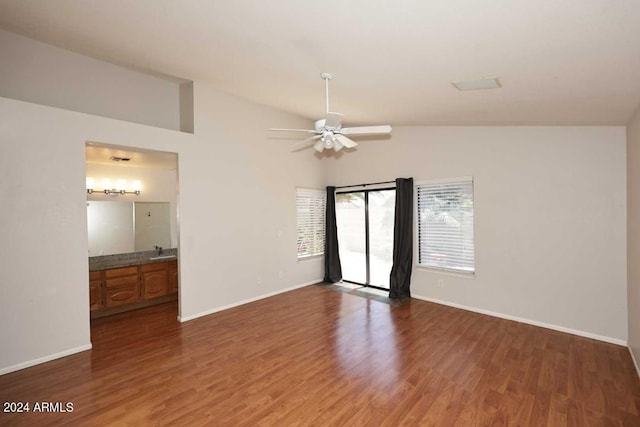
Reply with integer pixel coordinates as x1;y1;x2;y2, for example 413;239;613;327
1;0;640;126
86;143;177;170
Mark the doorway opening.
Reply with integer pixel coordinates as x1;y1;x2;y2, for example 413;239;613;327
85;141;180;323
336;187;396;290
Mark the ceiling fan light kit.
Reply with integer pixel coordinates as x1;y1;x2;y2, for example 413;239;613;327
269;73;392;153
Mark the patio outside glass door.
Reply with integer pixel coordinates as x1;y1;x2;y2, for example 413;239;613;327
336;188;395;290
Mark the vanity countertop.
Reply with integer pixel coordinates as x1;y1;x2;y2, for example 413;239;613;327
89;248;177;271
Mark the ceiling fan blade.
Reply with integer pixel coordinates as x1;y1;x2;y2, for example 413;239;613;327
313;139;325;153
291;135;322;152
324;112;344;129
340;125;392;136
269;128;318;133
334;134;358;148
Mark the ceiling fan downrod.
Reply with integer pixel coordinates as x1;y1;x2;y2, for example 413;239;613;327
321;72;332;116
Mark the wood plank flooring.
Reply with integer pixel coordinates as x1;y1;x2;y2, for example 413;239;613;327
1;284;639;426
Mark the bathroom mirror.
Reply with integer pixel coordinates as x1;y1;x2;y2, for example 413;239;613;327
87;201;171;256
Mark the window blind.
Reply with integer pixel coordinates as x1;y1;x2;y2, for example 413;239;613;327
296;188;326;258
416;179;474;273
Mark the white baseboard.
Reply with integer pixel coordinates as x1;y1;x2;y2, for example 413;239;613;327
178;279;322;323
630;347;640;379
0;343;92;376
412;294;627;346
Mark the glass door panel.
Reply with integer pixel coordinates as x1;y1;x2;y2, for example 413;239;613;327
368;190;395;289
336;188;396;290
336;192;366;284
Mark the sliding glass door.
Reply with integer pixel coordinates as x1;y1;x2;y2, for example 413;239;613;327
335;192;367;283
368;190;395;288
336;188;395;289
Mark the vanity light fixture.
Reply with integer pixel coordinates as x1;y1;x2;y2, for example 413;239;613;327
86;177;142;196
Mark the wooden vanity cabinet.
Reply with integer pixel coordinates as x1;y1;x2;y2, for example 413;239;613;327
168;260;178;294
141;262;169;300
104;266;139;307
89;271;102;311
90;259;177;318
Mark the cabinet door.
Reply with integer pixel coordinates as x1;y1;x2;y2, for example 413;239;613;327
105;285;139;307
89;280;102;310
169;261;178;294
142;270;168;299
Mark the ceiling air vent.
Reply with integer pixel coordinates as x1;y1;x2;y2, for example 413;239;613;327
110;156;131;162
452;77;501;91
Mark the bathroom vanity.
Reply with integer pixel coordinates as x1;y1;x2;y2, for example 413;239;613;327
89;249;178;318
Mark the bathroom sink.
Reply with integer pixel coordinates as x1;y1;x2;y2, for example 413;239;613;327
149;255;177;261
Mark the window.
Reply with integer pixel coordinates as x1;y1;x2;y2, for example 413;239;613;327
296;188;326;259
416;178;474;273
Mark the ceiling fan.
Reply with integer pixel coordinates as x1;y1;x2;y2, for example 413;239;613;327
269;73;392;152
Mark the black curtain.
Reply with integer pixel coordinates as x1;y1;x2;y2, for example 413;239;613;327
324;186;343;283
389;178;413;299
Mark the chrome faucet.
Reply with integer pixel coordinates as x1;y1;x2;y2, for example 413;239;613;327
154;246;163;255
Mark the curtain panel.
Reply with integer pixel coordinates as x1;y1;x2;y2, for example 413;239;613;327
389;177;413;298
324;186;343;283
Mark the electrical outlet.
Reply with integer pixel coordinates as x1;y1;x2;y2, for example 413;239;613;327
437;279;444;288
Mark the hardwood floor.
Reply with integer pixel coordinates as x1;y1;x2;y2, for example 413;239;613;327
1;284;639;426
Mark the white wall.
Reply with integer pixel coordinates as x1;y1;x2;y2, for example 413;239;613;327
86;162;179;250
0;29;182;131
0;84;324;374
628;108;640;371
326;126;627;342
177;81;325;319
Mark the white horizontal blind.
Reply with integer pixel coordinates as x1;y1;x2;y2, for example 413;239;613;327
296;188;326;258
417;179;474;273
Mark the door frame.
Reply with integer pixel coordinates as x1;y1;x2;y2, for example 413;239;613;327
336;186;395;291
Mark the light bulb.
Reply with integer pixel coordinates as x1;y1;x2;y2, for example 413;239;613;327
101;178;112;189
117;179;127;191
86;177;95;190
132;180;142;191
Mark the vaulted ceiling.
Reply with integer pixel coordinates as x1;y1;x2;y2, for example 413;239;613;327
1;0;639;125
